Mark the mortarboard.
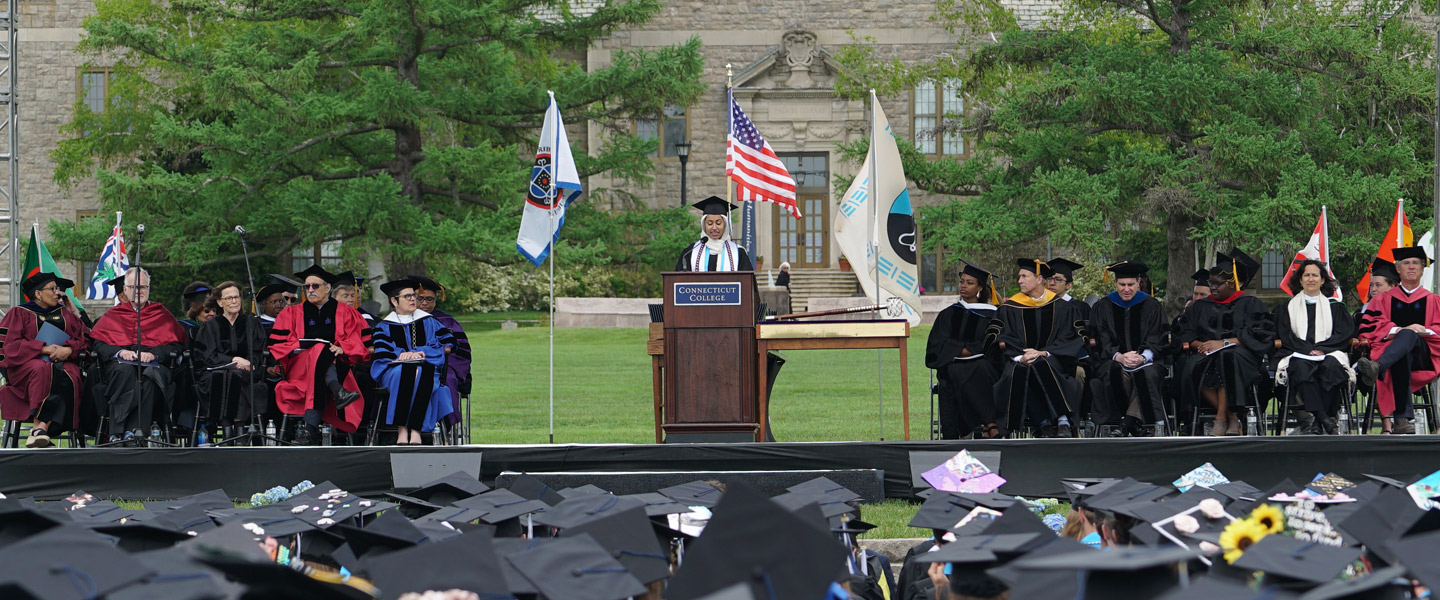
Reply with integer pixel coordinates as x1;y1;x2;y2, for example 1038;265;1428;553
408;275;445;300
666;481;848;600
379;279;416;298
620;492;692;517
506;474;567;506
294;264;338;284
180;523;270;562
107;547;240;600
507;532;648;600
145;489;235;513
1191;268;1211;287
908;492;969;531
959;260;993;285
985;535;1096;599
1011;545;1200;600
333;511;426;560
563;505;672;584
397;471;490;506
1335;486;1423;564
1368;258;1400;283
1362;473;1412;489
181;281;211;302
1386;527;1440;591
980;504;1061;537
1390;246;1432;266
1298;565;1410;600
913;533;1041;564
20;272;75;295
1156;577;1299;600
255;283;289;303
193;550;378;600
770;490;859;519
659;480;726;508
1048;257;1084;281
1016;258;1055;278
532;494;646;530
787;476;863;503
269;273;302;288
409;519;468;544
1230;535;1362;585
830;516;877;537
1215;248;1261;287
1106;260;1149;280
0;525;155;600
362;529;510;600
0;500;69;548
92;522;195;552
331;271;355;286
453;489;550;525
493;537;554;595
559;484;613;499
691;196;738;215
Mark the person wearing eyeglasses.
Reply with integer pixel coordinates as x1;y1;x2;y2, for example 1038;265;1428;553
0;273;91;448
409;275;470;431
90;268;188;444
370;279;455;445
192;281;270;444
267;265;369;445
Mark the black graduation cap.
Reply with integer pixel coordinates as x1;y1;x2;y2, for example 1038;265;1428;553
269;273;302;288
829;515;877;537
1389;528;1440;594
493;537;554;595
1208;481;1263;502
379;278;416;298
330;271;355;287
507;532;649;600
231;513;317;538
362;529;510;600
193;549;378;600
0;525;155;600
333;510;426;560
294;264;338;285
1048;257;1084;282
181;281;211;302
20;272;75;295
912;533;1041;564
144;502;218;536
1298;565;1410;600
959;260;993;285
1191;268;1211;287
408;275;443;294
145;489;235;513
908;492;969;531
787;477;863;504
980;504;1061;537
532;494;646;530
67;501;137;526
659;480;726;508
559;484;613;499
1011;545;1200;600
562;505;672;584
398;471;490;506
1362;473;1411;489
410;518;470;544
691;196;738;215
91;522;195;552
619;493;692;517
179;522;270;562
1106;260;1150;279
1156;577;1299;600
1216;248;1261;287
414;505;489;526
255;283;289;303
1334;486;1423;564
985;535;1097;600
453;488;550;525
1369;258;1401;283
666;481;848;600
1231;535;1362;585
770;490;859;519
107;547;240;600
1016;258;1055;278
506;474;568;506
1390;245;1432;266
0;500;69;548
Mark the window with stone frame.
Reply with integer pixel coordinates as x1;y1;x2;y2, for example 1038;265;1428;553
81;70;110;115
635;104;688;158
292;239;345;275
912;79;964;156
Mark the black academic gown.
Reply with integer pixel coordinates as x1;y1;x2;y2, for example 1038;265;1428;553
987;293;1086;434
1275;298;1353;415
194;313;270;424
1178;292;1272;411
1089;292;1169;426
674;239;754;272
925;301;1001;438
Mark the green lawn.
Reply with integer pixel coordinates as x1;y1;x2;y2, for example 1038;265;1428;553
456;320;938;444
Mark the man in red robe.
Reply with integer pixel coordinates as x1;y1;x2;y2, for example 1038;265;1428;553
268;265;368;444
90;268;187;443
0;273;90;448
1358;246;1440;434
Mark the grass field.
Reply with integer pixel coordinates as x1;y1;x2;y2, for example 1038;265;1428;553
455;319;937;444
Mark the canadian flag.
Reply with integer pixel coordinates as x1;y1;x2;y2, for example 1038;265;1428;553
1280;206;1340;300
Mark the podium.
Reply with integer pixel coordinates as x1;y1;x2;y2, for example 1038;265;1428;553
660;271;758;443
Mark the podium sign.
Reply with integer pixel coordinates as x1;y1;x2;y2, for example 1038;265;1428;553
661;271;758;442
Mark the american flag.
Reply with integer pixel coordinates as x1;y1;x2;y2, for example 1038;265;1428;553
727;90;800;218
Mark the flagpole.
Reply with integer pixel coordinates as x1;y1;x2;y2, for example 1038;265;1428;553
869;89;884;441
547;90;557;446
725;64;734;210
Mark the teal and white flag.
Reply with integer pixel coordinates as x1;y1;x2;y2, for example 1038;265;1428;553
517;91;583;266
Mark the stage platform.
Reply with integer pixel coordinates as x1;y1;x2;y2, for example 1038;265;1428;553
1;435;1436;501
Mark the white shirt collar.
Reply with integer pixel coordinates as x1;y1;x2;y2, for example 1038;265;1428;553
383;309;431;324
1061;293;1073;302
1402;283;1423;295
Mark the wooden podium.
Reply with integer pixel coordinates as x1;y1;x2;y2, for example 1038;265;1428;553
660;271;758;443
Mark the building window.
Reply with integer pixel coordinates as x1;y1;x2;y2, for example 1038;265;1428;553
636;105;688;158
81;70;110;114
293;240;344;275
920;252;961;295
1261;249;1285;289
913;79;964;155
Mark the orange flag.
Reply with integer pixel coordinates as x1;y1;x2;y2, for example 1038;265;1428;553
1357;199;1413;303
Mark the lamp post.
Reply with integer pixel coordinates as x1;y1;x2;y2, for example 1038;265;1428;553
675;141;692;208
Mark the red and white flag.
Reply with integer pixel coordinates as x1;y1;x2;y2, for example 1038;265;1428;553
1280;206;1340;299
727;89;799;218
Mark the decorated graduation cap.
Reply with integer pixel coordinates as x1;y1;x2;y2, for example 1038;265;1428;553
691;195;739;215
21;272;75;295
1369;257;1400;283
379;279;417;298
1016;258;1055;278
293;264;339;285
1390;245;1432;266
1048;257;1084;282
1106;260;1149;280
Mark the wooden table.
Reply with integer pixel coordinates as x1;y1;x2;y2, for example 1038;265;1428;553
754;319;911;442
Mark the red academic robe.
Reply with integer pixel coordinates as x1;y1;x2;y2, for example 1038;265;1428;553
0;304;90;430
268;300;369;432
1360;284;1440;415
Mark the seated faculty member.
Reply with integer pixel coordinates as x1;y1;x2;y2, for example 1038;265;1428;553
1090;261;1169;437
371;279;456;445
90;268;187;442
1358;246;1440;434
1178;249;1270;436
268;265;368;445
1274;260;1354;435
987;259;1086;438
0;273;91;448
925;261;1003;439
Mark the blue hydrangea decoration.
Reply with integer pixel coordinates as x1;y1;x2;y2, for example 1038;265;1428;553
249;480;318;506
1043;513;1067;532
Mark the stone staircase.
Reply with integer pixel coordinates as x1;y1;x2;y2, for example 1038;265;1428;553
783;268;860;313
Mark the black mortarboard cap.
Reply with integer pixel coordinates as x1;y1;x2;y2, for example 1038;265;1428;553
334;510;426;559
1230;479;1297;515
1048;257;1084;281
913;533;1041;564
1362;473;1412;489
270;273;302;288
194;551;377;600
415;505;489;525
830;516;877;536
410;519;469;544
91;522;195;552
180;523;270;562
1106;260;1149;279
1208;481;1263;502
1390;245;1432;266
1016;258;1055;278
1191;268;1211;286
493;537;553;595
1217;248;1261;286
379;279;416;298
332;271;356;287
0;500;68;548
256;282;289;302
559;484;613;499
1012;545;1200;600
960;260;993;285
67;501;137;526
533;494;646;530
401;471;490;506
980;504;1060;537
562;505;672;584
1298;565;1410;600
0;525;154;600
1335;486;1424;564
144;502;218;536
409;275;442;292
507;532;648;600
692;196;738;215
620;492;692;517
362;529;509;600
666;481;848;600
788;477;864;503
294;264;338;284
1157;577;1299;600
986;535;1096;599
908;492;969;531
385;492;445;518
1387;527;1440;590
506;474;567;506
107;547;240;600
659;480;726;508
1231;534;1362;585
21;272;75;295
1369;258;1400;283
770;490;858;519
181;281;211;302
453;488;550;524
145;489;235;513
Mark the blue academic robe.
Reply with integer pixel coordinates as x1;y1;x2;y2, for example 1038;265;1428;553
370;311;455;432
